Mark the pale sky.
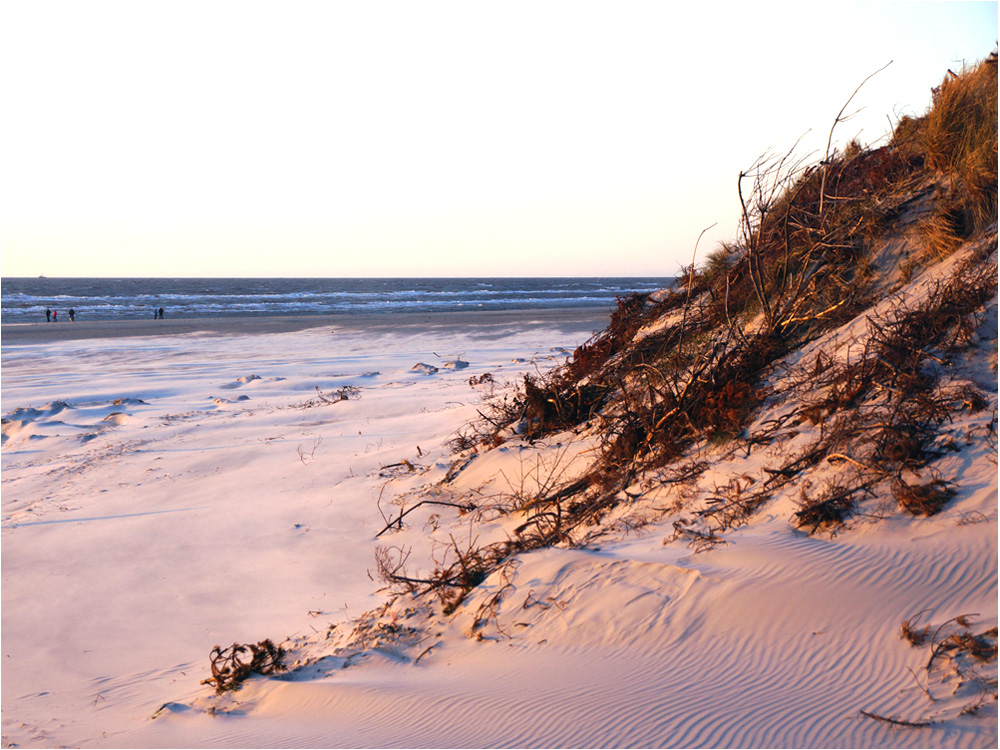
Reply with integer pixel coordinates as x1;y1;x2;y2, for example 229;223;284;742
1;1;996;278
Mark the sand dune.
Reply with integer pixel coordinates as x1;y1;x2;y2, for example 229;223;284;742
3;237;997;749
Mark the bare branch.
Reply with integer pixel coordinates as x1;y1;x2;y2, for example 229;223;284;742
819;60;893;216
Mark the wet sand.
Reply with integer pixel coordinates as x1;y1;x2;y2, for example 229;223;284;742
1;307;612;344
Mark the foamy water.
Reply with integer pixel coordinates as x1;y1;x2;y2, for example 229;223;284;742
1;276;672;323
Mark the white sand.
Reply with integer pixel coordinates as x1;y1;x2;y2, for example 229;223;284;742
1;314;597;748
2;292;996;748
0;308;610;345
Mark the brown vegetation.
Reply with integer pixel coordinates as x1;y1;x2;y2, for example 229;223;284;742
202;53;999;696
433;52;997;568
871;613;999;723
201;640;286;693
892;478;957;516
921;52;998;228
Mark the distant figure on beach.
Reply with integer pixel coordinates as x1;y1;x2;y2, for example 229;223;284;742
69;308;76;322
154;308;159;319
158;307;165;320
45;307;51;322
53;310;58;322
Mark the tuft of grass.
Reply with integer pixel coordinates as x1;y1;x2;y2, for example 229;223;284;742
921;51;998;228
917;199;969;261
700;242;739;287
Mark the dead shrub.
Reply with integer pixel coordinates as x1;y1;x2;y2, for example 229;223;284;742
601;413;654;469
201;640;286;694
696;475;773;533
436;548;494;615
873;425;933;468
419;57;998;629
518;375;610;441
448;430;479;454
918;200;969;261
373;536;528;618
892;478;956;516
468;372;494;386
667;517;730;553
926;616;999;673
954;383;990;413
870;614;998;724
794;486;858;534
701;380;760;438
607;293;651;347
947;630;999;664
564;336;615;384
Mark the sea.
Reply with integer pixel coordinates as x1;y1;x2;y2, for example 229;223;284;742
0;277;674;324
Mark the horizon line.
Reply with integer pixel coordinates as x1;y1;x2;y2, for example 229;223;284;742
5;274;677;281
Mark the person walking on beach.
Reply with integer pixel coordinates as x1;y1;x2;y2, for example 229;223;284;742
52;310;58;322
158;307;165;320
69;308;76;322
45;307;51;322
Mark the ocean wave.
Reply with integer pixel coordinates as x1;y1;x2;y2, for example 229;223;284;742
1;277;673;323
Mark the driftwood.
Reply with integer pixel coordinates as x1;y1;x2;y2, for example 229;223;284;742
858;709;934;728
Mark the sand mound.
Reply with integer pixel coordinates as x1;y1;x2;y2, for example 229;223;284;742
1;419;32;444
100;412;134;426
4;401;73;422
212;395;251;405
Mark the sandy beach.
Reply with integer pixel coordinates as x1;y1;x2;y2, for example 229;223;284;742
1;307;610;748
1;307;612;344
